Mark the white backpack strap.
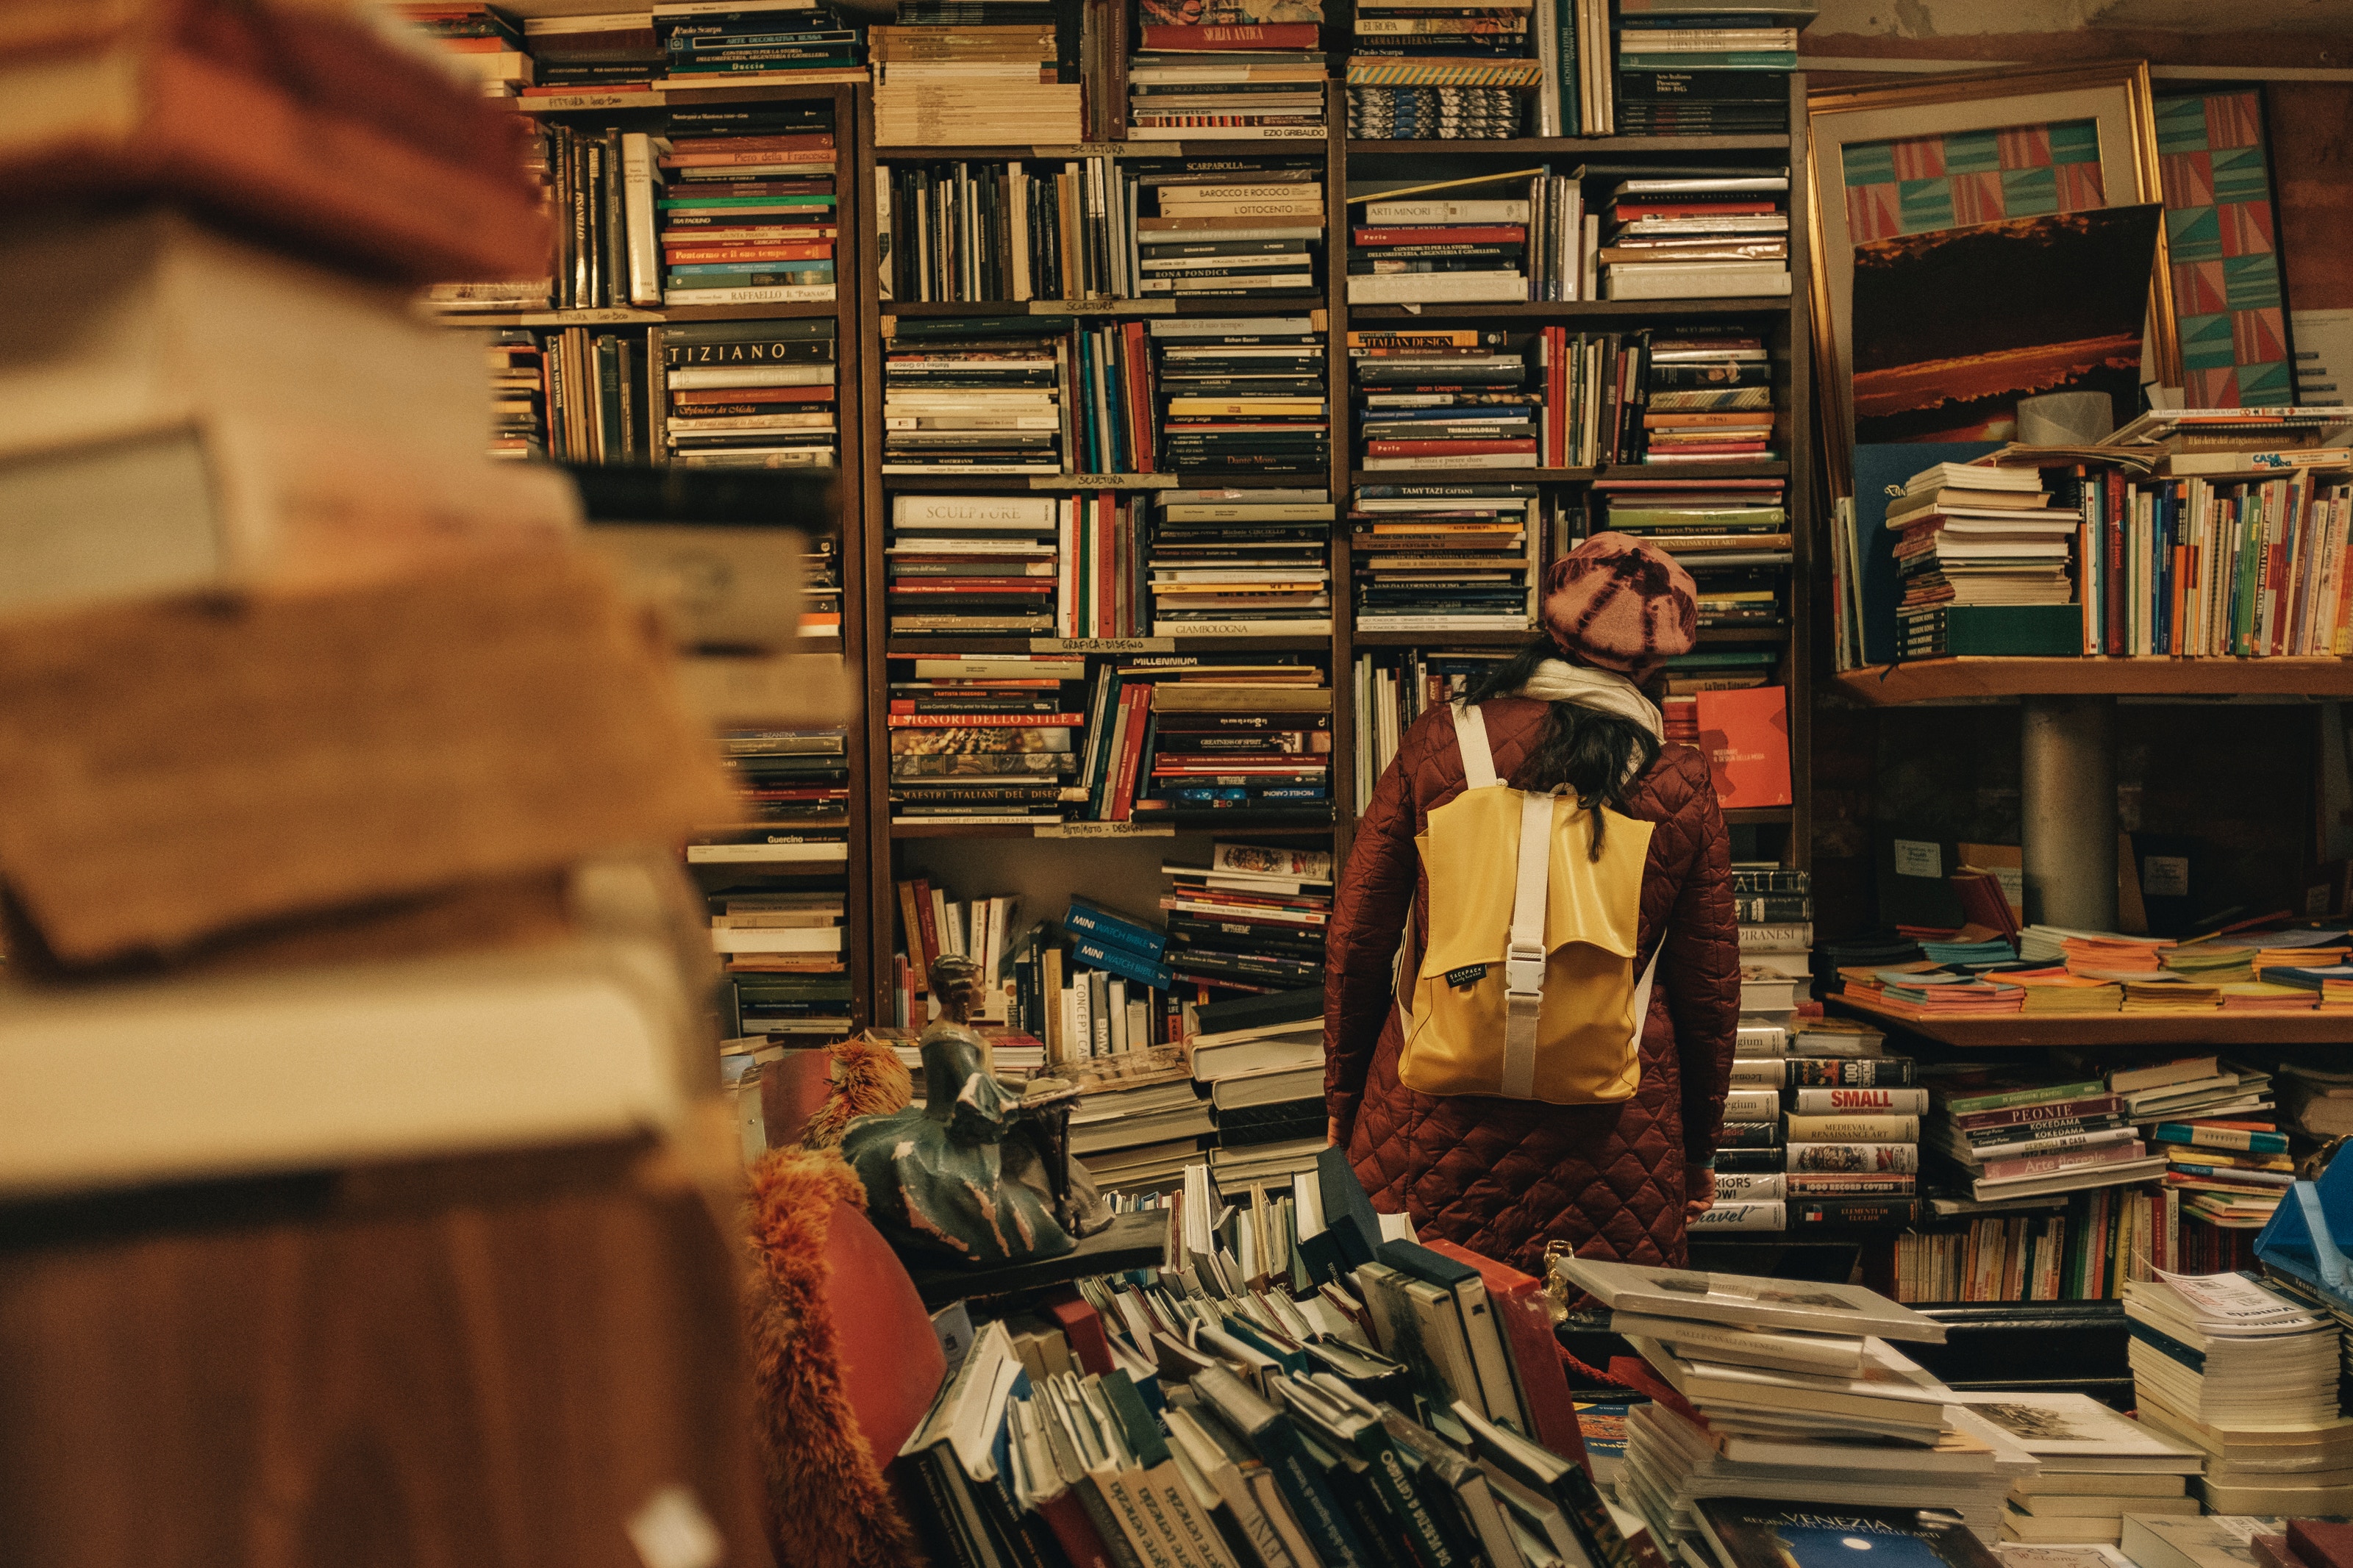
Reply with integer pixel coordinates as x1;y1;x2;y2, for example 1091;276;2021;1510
1498;788;1557;1100
1627;942;1663;1051
1452;701;1502;789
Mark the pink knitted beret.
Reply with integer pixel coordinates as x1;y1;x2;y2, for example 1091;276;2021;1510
1539;531;1699;681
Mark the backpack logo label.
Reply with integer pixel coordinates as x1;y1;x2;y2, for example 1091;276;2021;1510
1444;963;1488;989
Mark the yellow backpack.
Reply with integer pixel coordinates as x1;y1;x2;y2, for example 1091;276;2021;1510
1393;701;1658;1104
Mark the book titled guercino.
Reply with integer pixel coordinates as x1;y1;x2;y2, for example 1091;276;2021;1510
1696;1503;2000;1568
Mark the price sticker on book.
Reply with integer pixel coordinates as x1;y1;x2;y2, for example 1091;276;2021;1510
1033;822;1175;839
1029;637;1175;654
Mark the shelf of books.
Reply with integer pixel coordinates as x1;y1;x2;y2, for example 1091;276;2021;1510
416;5;1822;1104
1837;655;2353;706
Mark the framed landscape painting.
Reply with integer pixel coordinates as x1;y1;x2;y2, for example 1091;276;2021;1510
1807;61;2179;493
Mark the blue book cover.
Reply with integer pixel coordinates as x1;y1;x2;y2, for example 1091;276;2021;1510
1070;938;1173;992
1854;440;2001;665
1065;898;1167;962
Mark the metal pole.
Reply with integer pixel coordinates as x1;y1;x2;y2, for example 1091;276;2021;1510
2019;695;2118;931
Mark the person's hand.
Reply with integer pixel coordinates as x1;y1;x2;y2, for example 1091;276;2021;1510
1684;1167;1715;1221
1327;1116;1343;1148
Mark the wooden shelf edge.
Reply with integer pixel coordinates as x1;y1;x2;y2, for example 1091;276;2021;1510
1347;134;1793;154
1830;993;2353;1047
1347;298;1791;319
1835;656;2353;706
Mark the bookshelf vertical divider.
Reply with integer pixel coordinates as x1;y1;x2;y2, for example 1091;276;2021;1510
850;80;896;1025
1325;76;1360;873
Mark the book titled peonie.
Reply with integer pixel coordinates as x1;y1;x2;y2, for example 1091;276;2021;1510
1549;1256;1948;1343
1694;1501;1999;1568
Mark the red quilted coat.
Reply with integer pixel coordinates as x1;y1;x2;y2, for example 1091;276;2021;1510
1324;694;1740;1274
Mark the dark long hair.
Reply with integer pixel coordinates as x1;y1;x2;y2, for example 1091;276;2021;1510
1463;636;1662;859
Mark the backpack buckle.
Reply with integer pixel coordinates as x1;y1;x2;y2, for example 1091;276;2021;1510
1504;939;1546;997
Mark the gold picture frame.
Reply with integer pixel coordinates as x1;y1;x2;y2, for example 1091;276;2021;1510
1806;60;2180;495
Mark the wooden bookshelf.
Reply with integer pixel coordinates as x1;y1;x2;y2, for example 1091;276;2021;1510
1836;655;2353;705
472;67;1818;1025
1831;993;2353;1046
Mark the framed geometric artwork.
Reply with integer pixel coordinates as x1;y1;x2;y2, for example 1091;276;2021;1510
2153;86;2294;408
1807;60;2180;494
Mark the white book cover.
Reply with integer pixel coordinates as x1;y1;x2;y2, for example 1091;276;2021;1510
1552;1256;1949;1342
1945;1391;2204;1469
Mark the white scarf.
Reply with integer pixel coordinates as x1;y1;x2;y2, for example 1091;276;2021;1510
1516;657;1663;743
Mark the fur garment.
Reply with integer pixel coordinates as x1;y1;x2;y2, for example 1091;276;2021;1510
801;1033;913;1149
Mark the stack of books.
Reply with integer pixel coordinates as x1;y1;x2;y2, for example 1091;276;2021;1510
1560;1257;2032;1555
1603;475;1790;582
520;12;663;99
885;494;1060;637
533;326;641;462
1127;41;1330;143
869;10;1082;147
1921;1067;2161;1203
1352;329;1538;469
882;157;1124;302
1350;484;1539;632
656;104;840;307
1145;490;1336;637
1130;0;1329;140
1187;992;1330;1184
800;534;843;637
1346;21;1540;123
1349;195;1530;304
1944;1390;2203;1547
1601;172;1793;300
656;2;865;90
1060;897;1176;1048
1139;158;1327;298
654;318;838;469
1163;848;1333;998
485;331;546;459
885;651;1088;826
1133;662;1335;819
1613;1;1809;137
881;318;1066;475
1345;0;1529;139
1635;328;1783;465
2160;1119;2293;1245
530;126;643;309
1893;461;2072;648
1152;317;1331;478
396;3;534;96
2124;1270;2352;1515
1760;1019;1924;1223
1062;1046;1214;1177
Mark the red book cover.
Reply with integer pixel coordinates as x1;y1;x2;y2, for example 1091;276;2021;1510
913;878;941;975
1140;21;1319;47
1354;225;1526;246
668;384;834;405
1365;439;1538;457
2288;1521;2353;1568
1694;684;1791;808
1419;1238;1589;1468
665;132;836;152
1124;321;1155;473
1033;1491;1118;1568
1039;1289;1118;1377
1109;683;1154;822
661;148;837;166
2106;470;2127;655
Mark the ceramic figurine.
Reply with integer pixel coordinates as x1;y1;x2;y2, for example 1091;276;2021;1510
840;955;1110;1266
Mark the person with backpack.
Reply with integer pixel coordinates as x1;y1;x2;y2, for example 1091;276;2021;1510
1323;532;1740;1272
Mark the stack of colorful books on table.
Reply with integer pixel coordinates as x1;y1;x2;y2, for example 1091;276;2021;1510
1921;1067;2165;1204
1611;4;1804;137
1942;1389;2203;1547
1600;172;1791;300
1130;0;1330;140
884;651;1088;826
2124;1269;2353;1517
1840;964;2026;1017
869;8;1082;147
2274;965;2353;1011
1556;1256;2033;1556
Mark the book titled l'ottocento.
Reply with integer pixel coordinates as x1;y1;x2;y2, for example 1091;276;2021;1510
1696;1500;2002;1568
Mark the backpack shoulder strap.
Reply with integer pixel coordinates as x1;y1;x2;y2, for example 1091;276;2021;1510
1451;701;1502;789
